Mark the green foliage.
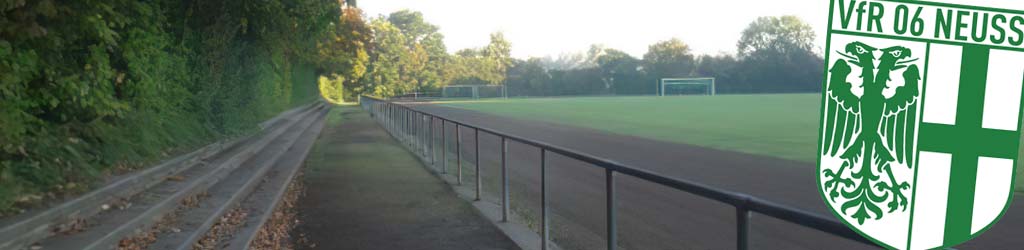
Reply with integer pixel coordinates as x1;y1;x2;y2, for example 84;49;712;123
318;7;370;99
0;0;340;214
597;49;647;95
363;18;410;96
734;16;824;93
387;10;439;44
505;58;550;96
447;32;511;87
292;63;321;106
695;54;742;91
738;16;817;58
347;10;511;98
319;75;346;104
643;38;697;80
504;16;823;97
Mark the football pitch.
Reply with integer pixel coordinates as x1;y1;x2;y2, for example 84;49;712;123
440;94;1024;192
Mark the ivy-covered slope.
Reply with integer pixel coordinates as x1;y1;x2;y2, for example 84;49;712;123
0;0;341;214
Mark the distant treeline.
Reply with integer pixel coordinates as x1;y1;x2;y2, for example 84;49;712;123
335;14;824;99
0;0;359;213
505;16;825;96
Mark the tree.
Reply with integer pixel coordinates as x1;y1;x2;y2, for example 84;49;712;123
387;10;440;44
506;58;551;96
485;32;513;79
539;52;587;70
355;10;453;97
736;16;824;93
420;33;452;90
448;32;511;87
737;16;817;58
583;44;607;68
377;10;449;94
643;38;696;79
317;7;371;101
696;54;743;92
596;49;646;95
363;18;410;96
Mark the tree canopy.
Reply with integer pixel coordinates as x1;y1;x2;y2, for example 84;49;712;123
738;16;818;59
643;38;697;79
735;16;823;92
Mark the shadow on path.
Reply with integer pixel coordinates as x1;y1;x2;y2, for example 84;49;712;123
293;106;519;250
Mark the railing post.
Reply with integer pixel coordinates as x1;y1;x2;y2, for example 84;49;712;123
442;120;448;174
405;109;409;143
421;113;425;155
501;137;509;222
405;109;409;144
606;169;617;250
405;109;409;146
420;113;425;157
414;112;418;149
430;116;435;168
422;114;426;157
404;108;409;143
456;124;463;185
475;128;481;201
736;204;751;250
541;148;549;250
417;112;423;157
412;111;416;147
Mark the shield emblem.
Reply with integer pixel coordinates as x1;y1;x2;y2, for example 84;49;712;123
818;1;1024;249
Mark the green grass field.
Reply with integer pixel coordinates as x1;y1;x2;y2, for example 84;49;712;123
444;94;821;162
441;94;1024;193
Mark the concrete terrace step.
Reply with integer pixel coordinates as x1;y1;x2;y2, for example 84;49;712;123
146;106;327;250
0;103;325;250
36;104;324;250
224;108;327;250
0;130;248;250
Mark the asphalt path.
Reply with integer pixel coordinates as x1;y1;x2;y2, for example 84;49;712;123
294;106;518;250
407;102;1023;250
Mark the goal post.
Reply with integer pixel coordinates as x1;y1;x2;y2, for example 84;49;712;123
442;85;507;99
659;78;716;96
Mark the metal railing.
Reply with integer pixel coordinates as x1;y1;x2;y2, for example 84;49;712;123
359;96;875;250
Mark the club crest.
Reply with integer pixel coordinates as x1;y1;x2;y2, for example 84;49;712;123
819;0;1024;249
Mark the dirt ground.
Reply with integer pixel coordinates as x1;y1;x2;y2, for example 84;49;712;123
409;103;1024;250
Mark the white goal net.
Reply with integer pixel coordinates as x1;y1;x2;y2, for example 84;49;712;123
659;78;716;96
442;85;507;99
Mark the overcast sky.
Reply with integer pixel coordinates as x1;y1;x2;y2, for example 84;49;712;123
360;0;830;59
